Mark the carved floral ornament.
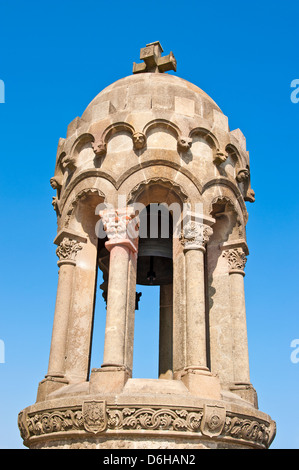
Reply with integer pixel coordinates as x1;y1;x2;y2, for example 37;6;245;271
99;207;139;242
56;237;82;262
18;402;275;448
180;221;213;250
222;247;247;272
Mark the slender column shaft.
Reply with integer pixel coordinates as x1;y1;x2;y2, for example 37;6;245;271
124;251;138;372
102;243;131;368
99;207;138;371
185;248;207;368
159;283;173;379
230;271;250;383
223;246;250;384
64;239;98;383
47;258;76;378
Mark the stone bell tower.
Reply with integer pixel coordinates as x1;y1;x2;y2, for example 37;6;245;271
18;42;276;449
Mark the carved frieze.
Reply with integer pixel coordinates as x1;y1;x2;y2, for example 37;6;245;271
18;404;274;448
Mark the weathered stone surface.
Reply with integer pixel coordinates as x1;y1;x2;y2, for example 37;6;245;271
18;43;275;449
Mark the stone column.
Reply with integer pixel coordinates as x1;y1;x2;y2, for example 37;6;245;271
222;246;250;381
222;243;257;406
159;283;173;379
90;207;138;393
37;235;84;401
181;220;212;370
178;217;221;399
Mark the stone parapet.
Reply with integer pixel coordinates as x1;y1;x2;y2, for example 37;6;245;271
18;389;276;449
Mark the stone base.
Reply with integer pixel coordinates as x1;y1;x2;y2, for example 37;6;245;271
178;367;221;400
18;378;276;449
229;383;258;408
36;376;69;403
89;366;130;394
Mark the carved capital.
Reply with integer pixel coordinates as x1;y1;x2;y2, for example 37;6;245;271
99;207;139;251
56;237;82;263
180;221;213;251
223;247;247;272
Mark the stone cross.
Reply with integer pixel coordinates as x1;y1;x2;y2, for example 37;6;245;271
133;41;177;74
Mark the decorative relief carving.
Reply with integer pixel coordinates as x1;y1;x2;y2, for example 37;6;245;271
177;136;192;153
106;407;203;432
213;151;228;165
236;168;250;182
50;175;63;191
51;196;60;214
18;404;274;448
223;248;247;271
201;404;226;438
92;140;107;157
22;408;83;439
82;400;107;434
60;154;76;172
56;237;82;262
99;207;138;241
180;221;213;250
65;188;105;227
223;415;270;447
245;188;255;203
127;177;189;205
132;132;147;150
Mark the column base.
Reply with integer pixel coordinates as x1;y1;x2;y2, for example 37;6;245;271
36;376;69;402
229;382;258;408
176;367;221;400
89;366;130;394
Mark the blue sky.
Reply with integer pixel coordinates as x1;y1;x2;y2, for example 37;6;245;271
0;0;298;449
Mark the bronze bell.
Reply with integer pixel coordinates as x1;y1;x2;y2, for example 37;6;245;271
137;204;173;286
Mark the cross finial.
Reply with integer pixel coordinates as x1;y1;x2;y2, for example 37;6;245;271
133;41;177;74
